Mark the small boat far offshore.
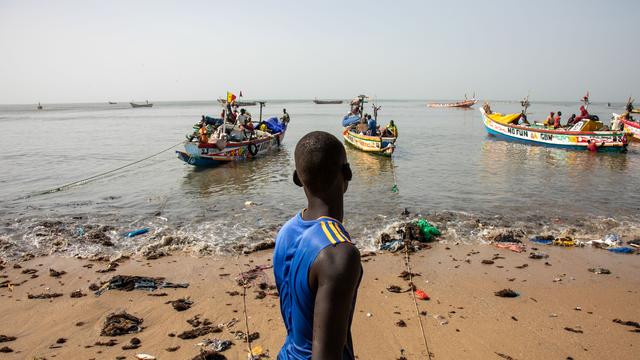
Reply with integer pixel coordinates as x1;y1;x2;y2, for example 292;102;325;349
130;101;153;108
480;106;628;152
428;98;478;108
108;101;117;105
313;99;343;104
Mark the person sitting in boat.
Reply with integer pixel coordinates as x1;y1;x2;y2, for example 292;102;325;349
281;108;290;125
553;111;562;129
198;123;209;143
482;102;492;114
574;105;590;122
382;120;398;138
566;114;578;126
356;118;368;134
544;112;555;127
518;112;530;125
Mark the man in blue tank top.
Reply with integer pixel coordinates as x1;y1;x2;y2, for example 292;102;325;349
273;131;362;360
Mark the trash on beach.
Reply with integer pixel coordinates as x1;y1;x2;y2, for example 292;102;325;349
49;268;66;277
178;326;222;340
494;289;519;298
95;275;189;295
28;292;63;299
124;228;150;238
197;338;233;352
607;247;636;254
380;239;404;252
481;259;494;265
564;327;583;334
434;314;448;325
489;230;524;243
613;318;640;329
191;349;226;360
0;335;16;343
395;320;407;327
136;354;156;360
236;265;273;286
230;331;260;343
70;289;86;298
495;243;525;253
398;270;420;280
588;268;611;275
248;345;269;359
386;285;403;293
515;264;528;269
166;297;193;311
0;346;13;353
101;312;144;336
122;337;142;350
415;289;430;300
530;235;554;245
528;252;549;259
415;219;441;242
188;315;212;328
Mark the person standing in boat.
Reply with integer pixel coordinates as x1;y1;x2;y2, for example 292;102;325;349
575;105;590;122
273;131;361;360
383;120;398;137
281;108;291;125
367;115;377;136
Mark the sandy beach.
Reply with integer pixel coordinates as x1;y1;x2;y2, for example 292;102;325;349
1;242;638;360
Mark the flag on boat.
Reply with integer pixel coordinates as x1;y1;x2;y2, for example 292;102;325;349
227;92;237;103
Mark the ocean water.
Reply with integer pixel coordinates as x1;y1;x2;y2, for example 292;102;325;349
0;100;639;259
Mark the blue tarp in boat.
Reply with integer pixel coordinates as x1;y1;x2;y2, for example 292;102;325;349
342;115;360;127
265;117;285;133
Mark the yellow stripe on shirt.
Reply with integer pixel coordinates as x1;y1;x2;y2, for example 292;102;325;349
320;222;338;245
328;222;349;243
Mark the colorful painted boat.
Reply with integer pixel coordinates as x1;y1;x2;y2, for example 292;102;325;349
217;98;257;106
428;99;477;108
314;99;343;104
632;108;640;114
342;127;396;156
176;128;286;167
480;107;628;152
613;113;640;142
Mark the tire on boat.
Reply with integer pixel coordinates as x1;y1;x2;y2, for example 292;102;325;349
248;143;258;156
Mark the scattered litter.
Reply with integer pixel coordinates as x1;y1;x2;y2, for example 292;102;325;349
244;201;257;207
574;306;582;311
495;353;515;360
188;315;212;328
197;338;233;352
28;292;63;299
553;237;577;247
136;354;156;360
101;312;144;336
49;268;66;277
588;268;611;275
366;313;373;317
495;289;519;298
395;320;407;327
495;243;525;253
530;235;554;245
166;346;180;352
166;298;193;312
529;252;549;259
607;247;635;254
398;270;420;280
125;228;150;238
70;289;86;298
0;335;16;343
191;349;226;359
95;339;118;346
380;240;404;252
481;259;494;264
122;337;141;350
0;346;13;353
415;289;430;300
628;239;640;248
434;314;448;325
612;319;640;329
248;345;269;359
236;265;273;286
230;331;259;342
515;264;528;269
564;327;583;334
95;275;189;295
415;218;441;242
177;326;222;340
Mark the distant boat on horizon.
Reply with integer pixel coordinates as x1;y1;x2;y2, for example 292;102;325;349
130;101;153;108
313;99;343;104
37;102;43;110
108;101;117;105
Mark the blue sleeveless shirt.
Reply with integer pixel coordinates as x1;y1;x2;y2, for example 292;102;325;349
273;211;356;360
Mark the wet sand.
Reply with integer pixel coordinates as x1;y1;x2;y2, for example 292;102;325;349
0;244;639;360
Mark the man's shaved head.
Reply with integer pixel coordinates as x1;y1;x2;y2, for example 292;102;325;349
294;131;349;195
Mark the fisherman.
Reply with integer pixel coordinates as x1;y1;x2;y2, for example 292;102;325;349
566;113;578;126
544;112;555;127
237;108;248;124
383;120;398;137
575;105;590;122
586;139;604;152
367;114;377;136
554;111;562;129
519;111;530;125
198;123;209;143
356;118;368;134
273;131;361;360
281;108;291;125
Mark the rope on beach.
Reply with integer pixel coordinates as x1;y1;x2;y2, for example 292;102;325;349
391;160;399;193
404;244;433;359
231;249;256;358
25;141;183;199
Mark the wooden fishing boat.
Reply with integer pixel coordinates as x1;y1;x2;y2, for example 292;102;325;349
130;102;153;108
428;98;478;108
342;128;396;156
632;109;640;114
108;101;117;105
613;113;640;142
176;124;286;167
480;107;628;152
314;99;343;104
217;98;257;106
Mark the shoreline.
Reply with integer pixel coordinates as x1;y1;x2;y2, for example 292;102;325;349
1;242;639;359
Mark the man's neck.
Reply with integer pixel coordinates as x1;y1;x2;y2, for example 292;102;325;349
303;196;343;223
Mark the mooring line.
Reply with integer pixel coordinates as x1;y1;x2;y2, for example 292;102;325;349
404;243;433;359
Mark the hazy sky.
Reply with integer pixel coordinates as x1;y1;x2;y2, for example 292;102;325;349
1;0;639;104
